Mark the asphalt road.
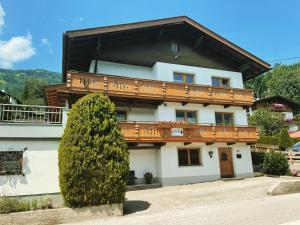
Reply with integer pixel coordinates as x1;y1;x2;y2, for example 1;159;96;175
61;177;300;225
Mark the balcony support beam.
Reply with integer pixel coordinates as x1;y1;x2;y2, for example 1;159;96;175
206;142;214;145
227;142;236;146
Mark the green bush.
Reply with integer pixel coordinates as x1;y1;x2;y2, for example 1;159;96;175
0;197;30;214
258;136;279;145
263;151;289;175
278;129;293;150
59;93;129;208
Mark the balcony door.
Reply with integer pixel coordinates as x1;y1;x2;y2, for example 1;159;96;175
218;147;234;178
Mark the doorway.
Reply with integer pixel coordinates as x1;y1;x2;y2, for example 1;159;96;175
218;147;234;178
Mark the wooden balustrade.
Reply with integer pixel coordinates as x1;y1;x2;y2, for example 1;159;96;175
66;71;254;106
119;122;258;143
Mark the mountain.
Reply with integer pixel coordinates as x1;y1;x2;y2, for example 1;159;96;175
0;68;61;105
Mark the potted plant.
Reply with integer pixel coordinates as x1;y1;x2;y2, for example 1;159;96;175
144;172;153;184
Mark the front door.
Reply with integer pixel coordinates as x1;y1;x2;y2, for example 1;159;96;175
218;147;234;178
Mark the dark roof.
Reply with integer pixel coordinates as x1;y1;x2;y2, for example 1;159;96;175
62;16;270;82
253;95;300;110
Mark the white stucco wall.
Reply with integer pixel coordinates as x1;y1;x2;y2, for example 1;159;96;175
156;102;248;125
159;142;253;185
90;60;244;88
0;140;60;196
159;143;220;185
129;149;158;182
153;62;244;88
126;108;156;122
90;60;154;80
215;143;253;177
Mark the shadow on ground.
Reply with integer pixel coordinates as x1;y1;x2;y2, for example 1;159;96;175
123;200;151;215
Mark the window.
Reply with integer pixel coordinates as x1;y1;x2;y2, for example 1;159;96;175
178;149;201;166
215;112;234;125
176;110;197;123
173;72;194;84
0;151;23;175
212;77;230;87
116;110;127;121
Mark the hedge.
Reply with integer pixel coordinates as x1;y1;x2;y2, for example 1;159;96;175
258;136;279;145
263;151;289;175
58;93;129;208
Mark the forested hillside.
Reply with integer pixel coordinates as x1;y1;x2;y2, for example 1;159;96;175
245;62;300;104
0;69;61;105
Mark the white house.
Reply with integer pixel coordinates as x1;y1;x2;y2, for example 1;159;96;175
0;16;270;197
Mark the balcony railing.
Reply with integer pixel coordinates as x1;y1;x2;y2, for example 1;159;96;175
0;104;64;124
0;103;257;142
120;121;258;143
65;71;254;106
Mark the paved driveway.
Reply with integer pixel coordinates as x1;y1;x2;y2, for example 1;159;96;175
61;177;300;225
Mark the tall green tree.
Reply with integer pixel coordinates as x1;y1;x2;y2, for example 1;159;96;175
21;78;48;105
248;108;285;136
245;62;300;104
59;93;129;207
278;128;293;150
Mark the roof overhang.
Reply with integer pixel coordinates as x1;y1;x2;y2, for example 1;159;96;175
62;16;270;82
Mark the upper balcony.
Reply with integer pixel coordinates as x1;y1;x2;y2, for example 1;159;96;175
45;71;254;107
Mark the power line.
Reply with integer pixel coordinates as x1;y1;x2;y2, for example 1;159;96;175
267;56;300;62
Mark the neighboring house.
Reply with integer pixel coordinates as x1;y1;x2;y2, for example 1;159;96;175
0;16;270;196
0;90;22;104
251;95;300;132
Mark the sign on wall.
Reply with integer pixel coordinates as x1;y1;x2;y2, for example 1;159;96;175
171;128;184;137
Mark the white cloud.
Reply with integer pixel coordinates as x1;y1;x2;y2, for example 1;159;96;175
0;3;5;32
0;33;36;68
41;38;50;46
41;37;53;54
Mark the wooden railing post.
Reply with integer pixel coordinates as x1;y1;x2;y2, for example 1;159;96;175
211;125;216;141
208;87;212;101
230;89;234;103
66;73;71;87
185;84;189;98
134;123;139;140
162;82;166;99
103;76;108;93
234;127;239;141
134;80;139;95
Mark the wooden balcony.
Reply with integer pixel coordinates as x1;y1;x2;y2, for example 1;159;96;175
120;122;258;143
61;71;254;106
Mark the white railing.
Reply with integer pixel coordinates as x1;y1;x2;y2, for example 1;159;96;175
0;104;64;124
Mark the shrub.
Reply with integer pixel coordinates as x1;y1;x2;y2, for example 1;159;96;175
0;197;30;214
258;136;279;145
39;197;53;209
278;129;293;150
59;93;129;208
263;151;289;175
31;199;38;210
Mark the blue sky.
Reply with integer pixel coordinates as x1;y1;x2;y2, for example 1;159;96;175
0;0;300;72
